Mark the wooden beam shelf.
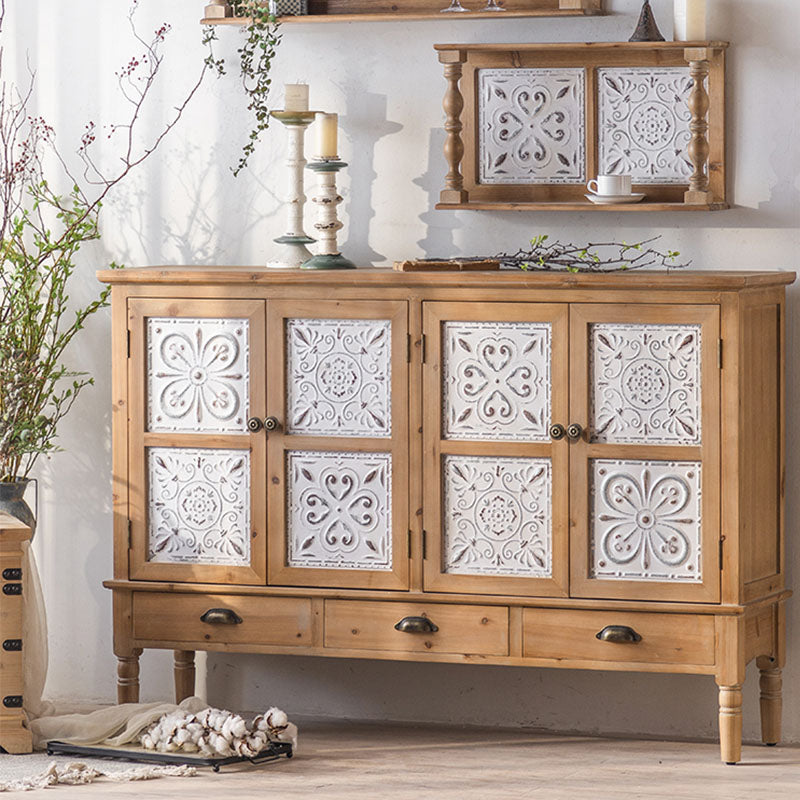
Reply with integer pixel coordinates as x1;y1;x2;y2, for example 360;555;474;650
436;201;729;212
201;0;603;24
436;41;729;212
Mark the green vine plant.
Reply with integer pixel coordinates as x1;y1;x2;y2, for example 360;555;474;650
0;2;224;482
497;235;688;273
230;1;282;176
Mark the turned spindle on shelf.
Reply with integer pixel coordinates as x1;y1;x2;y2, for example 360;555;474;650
684;47;715;205
439;50;468;205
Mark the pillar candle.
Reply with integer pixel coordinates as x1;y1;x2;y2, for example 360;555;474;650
674;0;706;41
316;113;338;158
284;84;309;112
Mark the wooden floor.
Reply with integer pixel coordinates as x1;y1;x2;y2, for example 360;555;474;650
9;721;800;799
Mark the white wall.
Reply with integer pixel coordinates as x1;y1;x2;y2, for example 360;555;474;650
8;0;800;742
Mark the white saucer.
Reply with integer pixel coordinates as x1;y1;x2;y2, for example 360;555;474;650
585;192;646;205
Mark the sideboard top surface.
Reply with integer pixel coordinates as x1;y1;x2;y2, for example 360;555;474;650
97;267;796;291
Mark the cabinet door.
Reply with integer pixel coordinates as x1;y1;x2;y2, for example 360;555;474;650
127;299;267;584
569;304;720;603
422;302;570;597
266;300;409;590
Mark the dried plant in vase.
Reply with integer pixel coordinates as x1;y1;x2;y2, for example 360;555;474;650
0;1;223;526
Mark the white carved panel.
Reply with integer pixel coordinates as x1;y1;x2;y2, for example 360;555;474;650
287;318;392;438
598;67;693;184
443;455;552;578
478;68;586;184
148;447;250;566
591;459;702;583
589;323;702;445
443;321;551;442
147;317;249;433
287;450;392;570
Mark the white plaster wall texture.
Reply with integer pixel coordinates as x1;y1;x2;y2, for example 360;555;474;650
6;0;800;743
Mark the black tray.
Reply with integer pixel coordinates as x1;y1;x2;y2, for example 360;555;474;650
46;739;293;772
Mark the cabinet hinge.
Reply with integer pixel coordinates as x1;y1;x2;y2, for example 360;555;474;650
408;530;413;558
718;339;723;369
719;536;725;569
422;530;428;560
407;334;412;363
126;329;131;359
421;334;427;364
127;519;132;549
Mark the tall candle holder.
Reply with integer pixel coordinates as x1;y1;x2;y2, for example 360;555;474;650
268;110;317;269
301;158;356;270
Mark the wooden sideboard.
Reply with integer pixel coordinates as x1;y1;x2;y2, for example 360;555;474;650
99;267;793;763
0;512;32;754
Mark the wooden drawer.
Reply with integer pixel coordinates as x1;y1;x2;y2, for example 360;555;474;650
324;600;508;656
133;593;313;648
523;608;716;666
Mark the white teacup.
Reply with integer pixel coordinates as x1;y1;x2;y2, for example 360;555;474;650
587;175;632;197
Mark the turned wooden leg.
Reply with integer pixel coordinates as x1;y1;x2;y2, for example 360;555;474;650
757;656;782;746
116;649;143;704
174;650;196;703
718;683;743;764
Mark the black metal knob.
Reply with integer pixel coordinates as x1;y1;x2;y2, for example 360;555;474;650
394;616;439;634
549;423;566;441
247;417;264;433
200;608;243;625
264;416;280;432
595;625;642;644
566;423;584;441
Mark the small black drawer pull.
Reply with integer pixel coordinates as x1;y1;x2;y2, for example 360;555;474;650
3;696;23;708
3;639;22;652
200;608;243;625
595;625;642;644
2;568;21;580
2;583;22;596
394;616;439;634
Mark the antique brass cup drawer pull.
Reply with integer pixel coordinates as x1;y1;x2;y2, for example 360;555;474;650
394;616;439;634
595;625;642;644
200;608;243;625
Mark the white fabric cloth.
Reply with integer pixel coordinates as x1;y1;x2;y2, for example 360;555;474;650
21;541;53;721
28;697;210;751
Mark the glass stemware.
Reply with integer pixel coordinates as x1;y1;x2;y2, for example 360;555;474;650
481;0;506;9
441;1;470;11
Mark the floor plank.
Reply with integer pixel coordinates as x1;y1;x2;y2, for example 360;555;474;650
5;720;800;799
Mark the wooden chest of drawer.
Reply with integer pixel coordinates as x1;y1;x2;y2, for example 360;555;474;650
523;608;716;667
132;593;313;648
324;600;509;656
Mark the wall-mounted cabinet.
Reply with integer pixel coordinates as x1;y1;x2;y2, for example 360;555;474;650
202;0;603;24
435;41;728;211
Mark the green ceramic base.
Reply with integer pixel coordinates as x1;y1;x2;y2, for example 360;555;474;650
301;254;357;270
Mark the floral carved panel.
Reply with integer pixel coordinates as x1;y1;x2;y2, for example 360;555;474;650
287;450;392;571
147;318;249;433
443;321;551;442
443;455;552;578
598;67;693;184
590;459;702;583
589;323;702;445
287;318;391;438
478;68;585;184
148;447;250;566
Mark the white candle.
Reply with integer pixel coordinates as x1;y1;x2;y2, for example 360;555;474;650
284;83;309;112
674;0;706;41
316;113;338;158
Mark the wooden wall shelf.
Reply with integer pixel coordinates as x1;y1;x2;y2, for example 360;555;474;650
436;41;728;212
202;0;603;25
